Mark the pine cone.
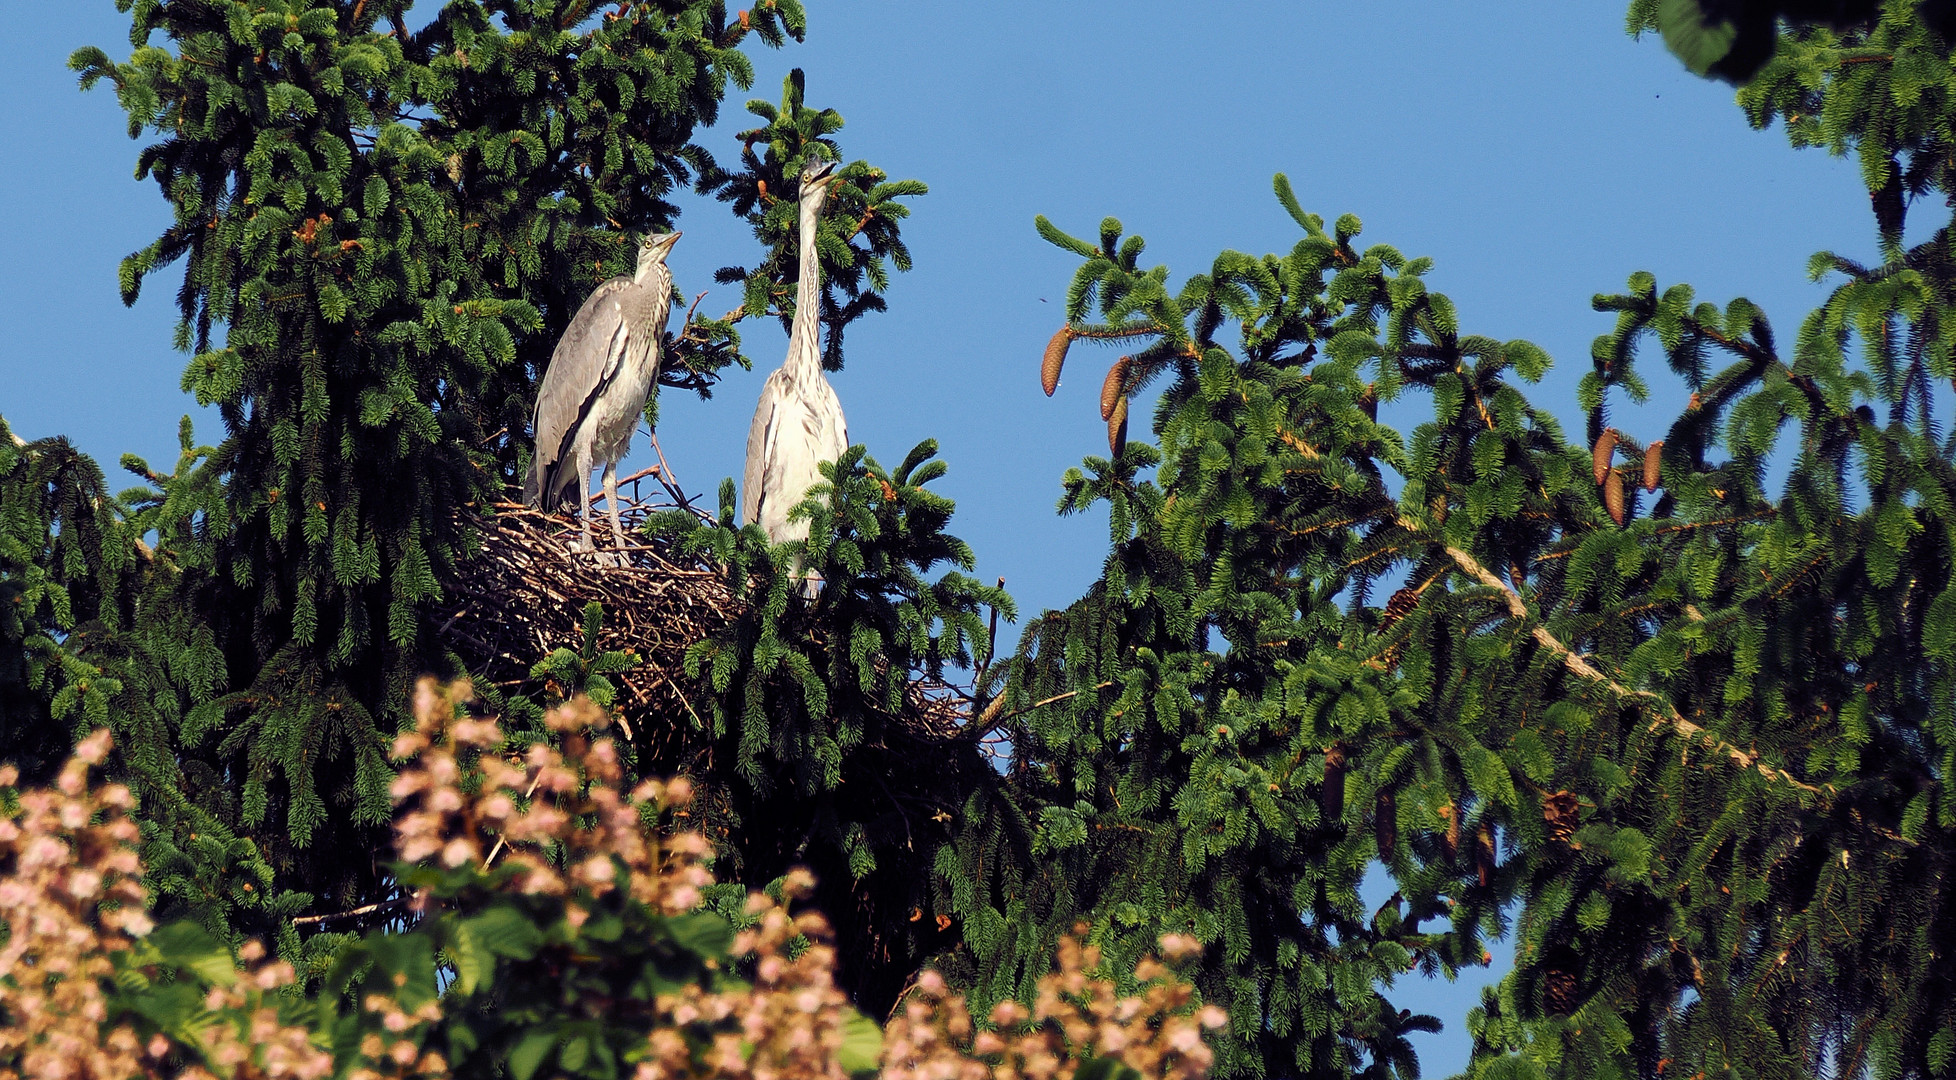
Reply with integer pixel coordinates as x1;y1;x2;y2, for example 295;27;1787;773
1542;789;1579;844
1321;744;1348;822
1543;967;1580;1016
1378;587;1421;632
1375;587;1421;670
1604;469;1626;525
1041;326;1072;396
1591;428;1618;486
1642;440;1663;492
1108;395;1129;455
1100;357;1131;421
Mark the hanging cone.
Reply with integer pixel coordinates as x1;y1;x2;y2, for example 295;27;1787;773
1604;469;1627;525
1474;820;1496;887
1321;744;1348;822
1378;587;1421;632
1542;790;1579;845
1642;440;1664;492
1100;357;1131;421
1375;587;1421;670
1041;326;1073;396
1591;428;1618;486
1439;800;1460;861
1543;967;1580;1016
1108;394;1129;455
1374;790;1398;856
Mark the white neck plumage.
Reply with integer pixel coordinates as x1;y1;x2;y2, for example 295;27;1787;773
633;251;662;285
786;190;827;383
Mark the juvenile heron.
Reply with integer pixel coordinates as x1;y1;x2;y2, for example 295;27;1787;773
526;230;681;552
742;160;847;555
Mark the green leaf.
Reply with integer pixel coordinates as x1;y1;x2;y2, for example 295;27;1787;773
1657;0;1737;74
838;1008;884;1076
508;1028;559;1080
450;919;492;996
146;921;239;986
1075;1056;1144;1080
661;912;735;960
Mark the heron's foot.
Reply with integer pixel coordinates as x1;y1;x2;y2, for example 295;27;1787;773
568;531;611;563
572;540;626;568
569;549;626;568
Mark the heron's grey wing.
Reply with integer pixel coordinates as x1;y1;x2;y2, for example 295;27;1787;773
528;277;632;506
742;371;788;527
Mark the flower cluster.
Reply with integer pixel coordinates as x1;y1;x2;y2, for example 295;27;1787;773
643;869;860;1080
389;680;712;917
882;929;1228;1080
0;728;330;1080
0;683;1228;1080
383;680;858;1080
0;730;151;1080
177;939;333;1080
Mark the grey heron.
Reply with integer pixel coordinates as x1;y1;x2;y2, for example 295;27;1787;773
742;160;847;558
525;230;681;552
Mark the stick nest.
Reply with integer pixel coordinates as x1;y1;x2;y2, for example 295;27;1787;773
439;494;732;769
438;487;978;779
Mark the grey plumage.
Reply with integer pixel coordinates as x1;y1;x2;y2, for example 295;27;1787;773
526;231;681;552
742;160;847;555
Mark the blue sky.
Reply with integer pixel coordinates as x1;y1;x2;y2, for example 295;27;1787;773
0;2;1881;1073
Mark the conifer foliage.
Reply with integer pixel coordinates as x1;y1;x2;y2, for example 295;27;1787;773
656;440;1011;1012
55;0;918;916
958;195;1556;1080
965;9;1956;1080
12;4;1956;1080
1462;10;1956;1080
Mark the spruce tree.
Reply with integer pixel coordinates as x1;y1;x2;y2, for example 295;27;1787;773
1458;9;1956;1080
655;439;1009;1011
945;9;1956;1079
14;6;1956;1079
57;0;921;921
940;199;1565;1080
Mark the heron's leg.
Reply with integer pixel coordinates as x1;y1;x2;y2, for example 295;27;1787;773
603;459;626;551
577;462;595;552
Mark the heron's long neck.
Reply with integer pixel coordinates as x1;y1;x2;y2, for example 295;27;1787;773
634;254;668;290
786;203;824;383
638;261;670;309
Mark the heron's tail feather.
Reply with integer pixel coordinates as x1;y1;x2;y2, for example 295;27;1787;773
522;460;544;508
527;455;578;512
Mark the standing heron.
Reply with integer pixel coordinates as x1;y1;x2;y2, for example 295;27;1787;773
525;230;681;552
743;160;846;559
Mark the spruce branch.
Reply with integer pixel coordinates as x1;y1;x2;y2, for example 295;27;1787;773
963;681;1117;742
1395;513;1826;798
289;896;408;927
